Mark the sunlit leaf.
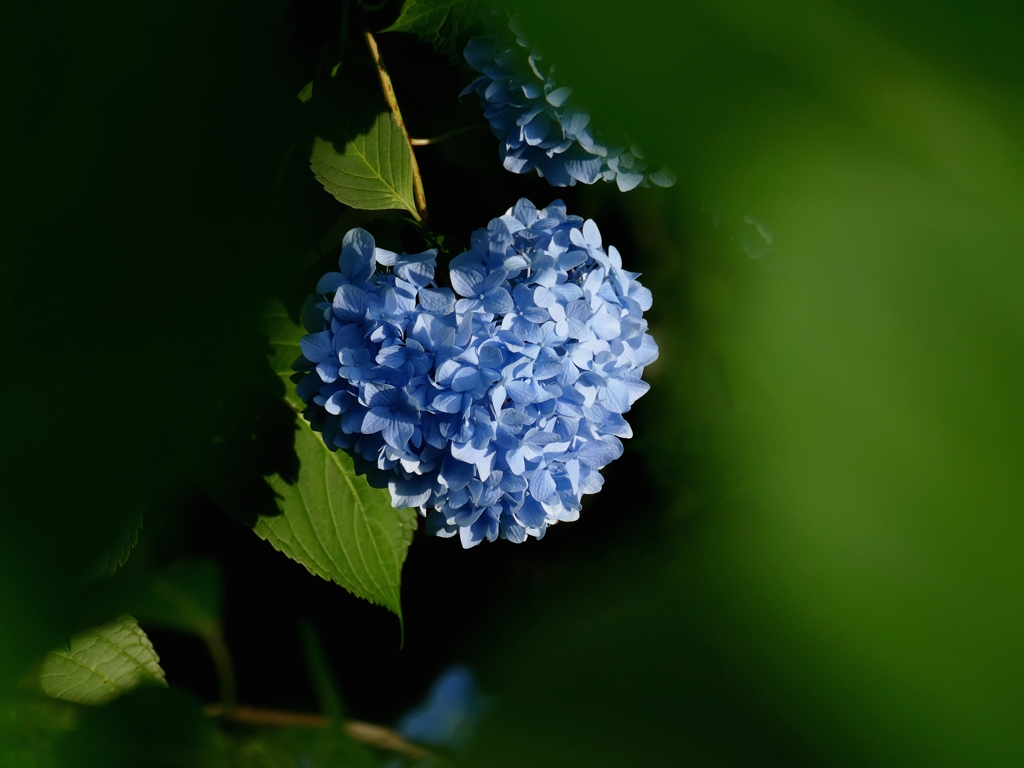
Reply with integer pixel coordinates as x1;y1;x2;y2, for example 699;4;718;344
310;113;417;216
256;305;417;623
39;616;165;706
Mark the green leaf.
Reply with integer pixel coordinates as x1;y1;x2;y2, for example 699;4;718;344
39;616;166;706
298;619;344;720
125;560;223;638
86;505;144;581
263;304;306;411
54;687;229;768
256;304;417;624
382;0;482;58
310;113;417;216
237;727;382;768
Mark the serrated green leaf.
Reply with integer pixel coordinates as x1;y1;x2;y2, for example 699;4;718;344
256;305;417;623
382;0;482;57
310;113;417;216
255;416;417;623
263;304;306;412
39;617;166;706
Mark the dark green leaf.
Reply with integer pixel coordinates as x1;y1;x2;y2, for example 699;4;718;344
55;687;229;768
86;506;144;581
39;617;165;706
125;560;223;638
237;727;381;768
263;304;306;412
298;620;344;720
382;0;482;58
257;305;417;623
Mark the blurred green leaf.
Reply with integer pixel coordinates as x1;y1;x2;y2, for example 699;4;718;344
54;687;228;768
461;1;1024;766
382;0;481;58
0;696;74;768
310;115;417;215
298;620;344;721
257;305;417;623
127;560;222;638
237;727;382;768
39;617;165;706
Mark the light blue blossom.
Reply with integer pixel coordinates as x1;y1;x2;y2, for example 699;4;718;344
462;17;676;191
295;199;657;547
386;665;488;768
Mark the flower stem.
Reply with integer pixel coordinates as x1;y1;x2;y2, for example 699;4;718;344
200;626;237;713
364;29;428;223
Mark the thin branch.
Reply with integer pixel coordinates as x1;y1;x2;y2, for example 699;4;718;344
410;125;481;146
364;29;429;222
204;704;432;761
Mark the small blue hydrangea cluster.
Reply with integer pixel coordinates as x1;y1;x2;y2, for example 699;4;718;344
387;665;487;768
297;198;657;547
462;19;675;191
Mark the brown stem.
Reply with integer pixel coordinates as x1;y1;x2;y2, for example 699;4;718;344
364;29;428;222
204;704;432;760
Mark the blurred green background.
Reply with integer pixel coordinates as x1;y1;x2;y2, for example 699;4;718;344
466;2;1024;766
2;0;1022;766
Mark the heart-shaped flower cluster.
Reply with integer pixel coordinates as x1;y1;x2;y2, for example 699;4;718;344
296;198;657;547
462;17;675;191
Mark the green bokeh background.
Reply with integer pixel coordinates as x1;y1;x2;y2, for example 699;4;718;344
464;2;1024;766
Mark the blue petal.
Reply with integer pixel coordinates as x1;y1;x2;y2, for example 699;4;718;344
389;475;433;508
529;468;557;502
340;228;376;281
333;284;367;322
577;437;623;468
450;266;485;297
522;113;551;146
382;419;415;450
419;288;456;314
299;331;333;363
315;272;346;295
615;172;645;192
545;86;572;107
515;495;547;528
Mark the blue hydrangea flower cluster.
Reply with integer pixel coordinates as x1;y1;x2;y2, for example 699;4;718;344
296;198;658;548
462;18;675;191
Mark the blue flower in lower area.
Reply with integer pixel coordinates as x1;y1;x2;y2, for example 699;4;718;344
387;665;487;768
295;198;658;547
397;665;485;749
461;17;676;191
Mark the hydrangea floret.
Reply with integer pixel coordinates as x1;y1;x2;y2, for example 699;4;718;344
461;18;675;191
296;199;658;548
